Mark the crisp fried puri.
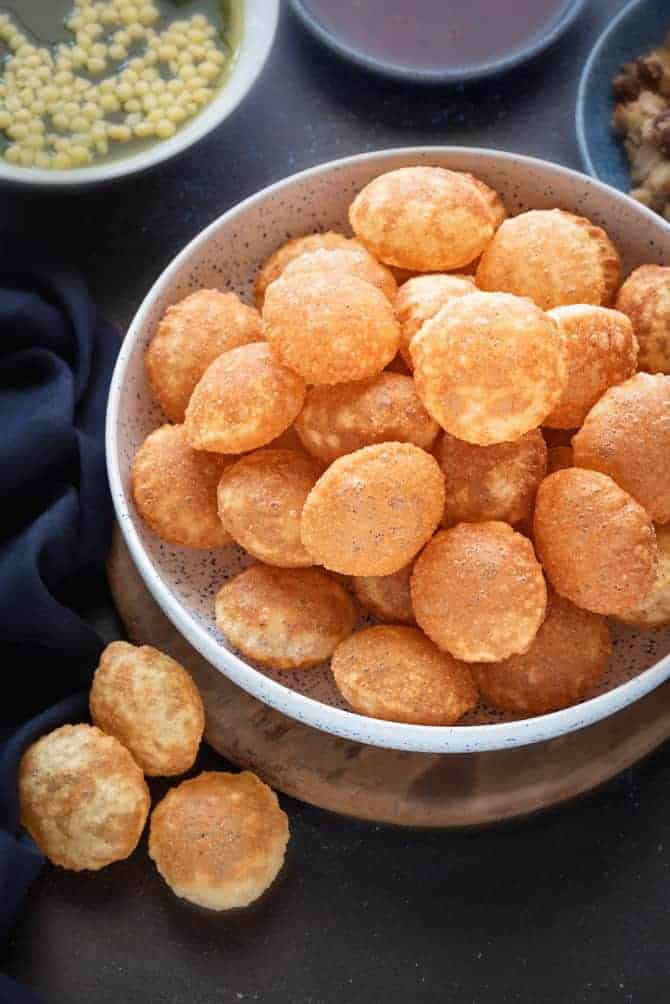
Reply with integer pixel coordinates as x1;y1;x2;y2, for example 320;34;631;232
473;592;611;715
411;522;547;663
394;273;477;369
185;343;305;454
476;209;622;310
19;724;150;871
410;292;567;445
616;265;670;374
215;565;356;670
572;373;670;523
294;373;439;464
618;524;670;627
300;443;445;576
132;424;232;549
145;290;263;423
547;446;574;474
216;449;322;567
533;469;657;616
281;247;397;303
543;305;638;428
262;272;399;385
148;771;289;910
437;428;547;528
254;231;359;308
90;641;205;777
352;563;415;625
349;166;505;271
331;626;478;725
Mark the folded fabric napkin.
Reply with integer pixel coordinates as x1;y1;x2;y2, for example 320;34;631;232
0;238;119;1004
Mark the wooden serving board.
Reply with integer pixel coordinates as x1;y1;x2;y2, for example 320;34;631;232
108;527;670;827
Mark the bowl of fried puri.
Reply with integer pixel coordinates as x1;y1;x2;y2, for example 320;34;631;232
106;147;670;755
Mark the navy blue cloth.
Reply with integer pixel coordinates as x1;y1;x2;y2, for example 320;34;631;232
0;240;119;1003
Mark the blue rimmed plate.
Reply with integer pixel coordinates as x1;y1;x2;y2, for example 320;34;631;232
577;0;669;189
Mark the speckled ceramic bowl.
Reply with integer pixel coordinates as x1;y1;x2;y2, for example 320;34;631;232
107;147;670;754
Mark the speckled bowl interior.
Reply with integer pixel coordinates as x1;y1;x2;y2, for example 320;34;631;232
107;147;670;754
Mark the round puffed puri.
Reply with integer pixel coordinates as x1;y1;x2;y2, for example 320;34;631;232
253;231;359;308
473;592;611;715
184;343;305;454
616;265;670;374
331;625;478;725
411;522;547;663
572;373;670;524
19;724;150;871
476;209;622;310
300;442;445;576
394;273;477;369
144;290;263;423
533;468;658;616
352;563;415;625
262;272;399;385
90;641;205;777
131;424;232;549
542;305;638;429
348;166;505;271
294;372;439;465
148;771;289;910
618;524;670;627
410;291;567;445
281;246;397;302
215;565;356;670
216;448;323;567
437;428;547;528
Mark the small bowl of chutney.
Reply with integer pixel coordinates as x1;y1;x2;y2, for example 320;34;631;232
290;0;586;84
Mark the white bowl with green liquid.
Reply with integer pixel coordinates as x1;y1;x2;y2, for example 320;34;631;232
0;0;278;186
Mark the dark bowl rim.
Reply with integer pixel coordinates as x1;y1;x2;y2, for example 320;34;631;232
290;0;588;85
575;0;648;182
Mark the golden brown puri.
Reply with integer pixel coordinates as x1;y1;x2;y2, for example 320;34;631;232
131;424;232;549
410;522;547;663
476;209;622;310
473;592;611;716
215;565;356;670
216;449;322;567
533;468;658;616
349;166;505;271
184;343;305;454
144;289;263;423
437;428;547;528
572;373;670;523
253;231;360;308
618;524;670;627
410;291;567;445
394;273;477;369
148;771;289;910
546;445;574;475
89;641;205;777
331;625;478;726
616;265;670;374
19;724;149;871
300;442;445;576
352;563;415;625
543;305;638;429
294;372;439;465
262;271;399;385
280;246;397;302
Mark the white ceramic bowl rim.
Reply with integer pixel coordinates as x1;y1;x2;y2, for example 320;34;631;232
107;145;670;754
0;0;279;187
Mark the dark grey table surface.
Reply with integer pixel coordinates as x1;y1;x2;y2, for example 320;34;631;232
5;1;670;1002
